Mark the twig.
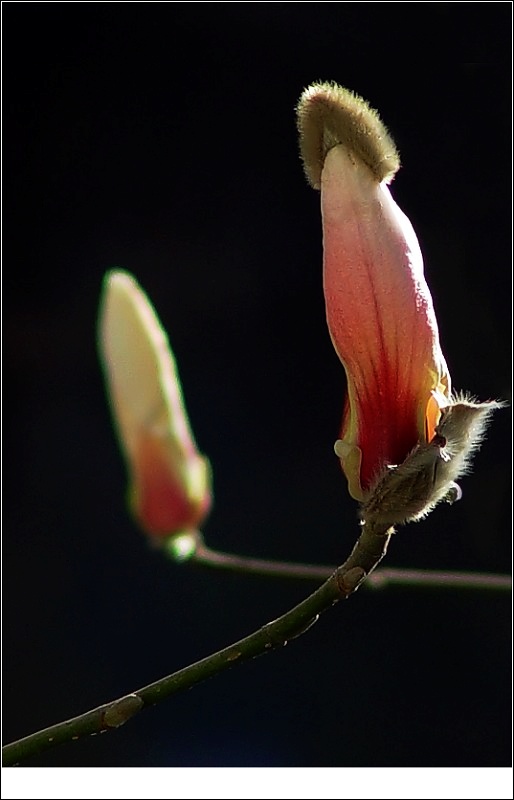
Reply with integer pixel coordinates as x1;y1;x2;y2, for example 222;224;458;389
365;567;511;591
2;520;393;766
186;539;511;592
193;542;333;580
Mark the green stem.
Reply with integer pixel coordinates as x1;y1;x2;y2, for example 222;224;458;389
194;542;333;580
3;521;392;767
365;567;511;591
189;541;511;592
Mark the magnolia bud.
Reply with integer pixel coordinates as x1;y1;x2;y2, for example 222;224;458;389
98;270;212;539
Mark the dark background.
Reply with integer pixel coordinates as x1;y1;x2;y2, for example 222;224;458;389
4;3;511;768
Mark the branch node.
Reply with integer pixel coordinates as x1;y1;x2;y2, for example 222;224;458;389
102;694;144;729
339;566;367;596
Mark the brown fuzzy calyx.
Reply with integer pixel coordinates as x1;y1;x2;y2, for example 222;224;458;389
296;81;400;189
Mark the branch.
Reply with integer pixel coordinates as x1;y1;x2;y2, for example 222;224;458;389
3;520;393;766
365;567;511;591
174;537;511;592
193;541;333;580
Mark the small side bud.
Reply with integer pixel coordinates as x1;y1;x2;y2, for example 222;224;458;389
296;81;400;189
360;395;503;526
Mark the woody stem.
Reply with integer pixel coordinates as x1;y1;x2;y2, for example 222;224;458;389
3;520;392;766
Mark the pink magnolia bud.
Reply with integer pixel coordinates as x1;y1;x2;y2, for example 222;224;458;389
297;83;451;501
98;270;212;538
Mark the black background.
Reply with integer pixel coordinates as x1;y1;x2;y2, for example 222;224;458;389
4;3;511;768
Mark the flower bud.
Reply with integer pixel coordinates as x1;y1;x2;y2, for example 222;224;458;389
98;270;212;538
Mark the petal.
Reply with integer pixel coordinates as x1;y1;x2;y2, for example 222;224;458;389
130;428;211;536
322;146;450;497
